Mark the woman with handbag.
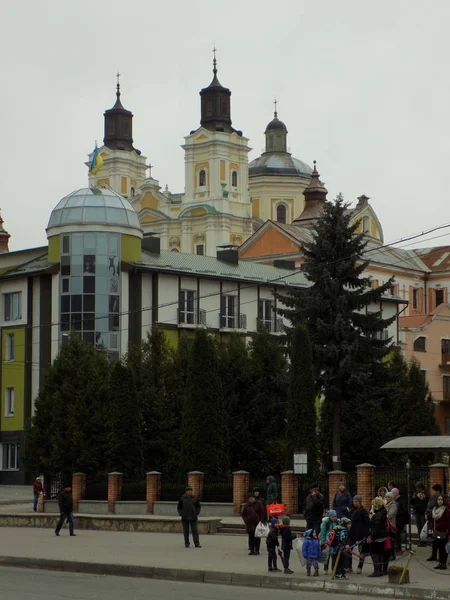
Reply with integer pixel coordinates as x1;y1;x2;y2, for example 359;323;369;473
431;494;450;570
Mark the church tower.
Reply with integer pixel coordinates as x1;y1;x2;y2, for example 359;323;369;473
87;75;147;199
180;53;252;253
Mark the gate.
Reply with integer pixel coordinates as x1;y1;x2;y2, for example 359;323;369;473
44;473;65;499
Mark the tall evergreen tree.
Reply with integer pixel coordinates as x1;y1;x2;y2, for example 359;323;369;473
402;359;440;438
180;329;229;476
278;194;395;469
286;325;318;472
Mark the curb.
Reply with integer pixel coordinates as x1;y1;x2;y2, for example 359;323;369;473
0;556;449;599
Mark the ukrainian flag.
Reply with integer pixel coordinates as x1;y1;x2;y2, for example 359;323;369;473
90;143;104;175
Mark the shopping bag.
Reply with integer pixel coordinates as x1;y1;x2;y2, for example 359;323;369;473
267;503;285;517
255;521;269;538
320;545;329;563
295;537;307;566
420;522;431;543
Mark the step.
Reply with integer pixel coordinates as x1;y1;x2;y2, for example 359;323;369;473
217;525;305;536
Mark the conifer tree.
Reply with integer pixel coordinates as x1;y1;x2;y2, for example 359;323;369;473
180;329;229;476
278;194;395;469
286;324;318;472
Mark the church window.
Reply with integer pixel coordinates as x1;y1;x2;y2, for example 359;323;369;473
276;204;287;224
412;288;419;310
196;244;204;256
363;216;370;233
231;171;238;187
199;170;206;187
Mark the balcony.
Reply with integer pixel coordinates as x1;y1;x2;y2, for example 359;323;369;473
219;313;247;330
178;308;206;327
441;353;450;368
256;317;284;334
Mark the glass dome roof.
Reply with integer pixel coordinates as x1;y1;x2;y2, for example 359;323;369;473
47;187;141;231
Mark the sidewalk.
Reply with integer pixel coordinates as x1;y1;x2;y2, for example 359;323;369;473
0;486;31;506
0;527;448;599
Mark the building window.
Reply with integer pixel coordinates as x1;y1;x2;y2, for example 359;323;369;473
442;339;450;364
413;336;426;352
179;290;196;325
1;443;18;470
199;170;206;187
196;244;204;256
5;333;14;361
220;295;237;328
444;376;450;401
4;292;22;321
363;215;370;233
276;204;287;224
5;387;14;417
436;289;445;307
420;369;427;384
412;288;419;310
258;299;273;328
231;171;238;187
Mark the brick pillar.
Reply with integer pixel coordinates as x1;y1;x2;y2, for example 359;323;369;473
328;470;347;509
72;472;86;513
429;463;447;492
233;470;249;514
187;471;204;499
356;463;375;510
108;472;122;513
281;471;298;516
146;471;161;514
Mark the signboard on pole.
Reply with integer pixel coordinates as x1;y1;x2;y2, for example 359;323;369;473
293;451;308;475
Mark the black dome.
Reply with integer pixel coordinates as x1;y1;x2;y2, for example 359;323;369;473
265;116;287;133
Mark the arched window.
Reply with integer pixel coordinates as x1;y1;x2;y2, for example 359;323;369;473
199;170;206;187
231;171;238;187
363;215;370;233
276;204;287;224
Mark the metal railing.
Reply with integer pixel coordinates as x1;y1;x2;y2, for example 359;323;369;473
178;308;206;326
219;313;247;330
256;317;284;333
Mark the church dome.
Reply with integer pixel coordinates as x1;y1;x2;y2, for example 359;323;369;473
265;116;287;133
47;187;141;231
249;154;313;178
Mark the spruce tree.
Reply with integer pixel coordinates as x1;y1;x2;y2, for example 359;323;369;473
278;194;395;469
180;329;229;476
403;359;440;438
286;325;318;472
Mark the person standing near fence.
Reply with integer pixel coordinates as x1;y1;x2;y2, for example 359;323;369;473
349;495;370;574
332;481;353;518
385;492;397;562
242;492;266;556
253;487;267;515
177;486;201;548
55;485;75;537
32;476;43;512
304;483;325;536
392;488;409;555
426;484;443;562
411;482;429;547
430;494;450;570
266;476;278;505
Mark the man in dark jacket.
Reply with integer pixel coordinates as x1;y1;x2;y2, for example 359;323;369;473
55;485;75;537
349;495;370;574
411;482;429;547
242;492;266;555
304;483;324;536
177;486;201;548
253;487;267;514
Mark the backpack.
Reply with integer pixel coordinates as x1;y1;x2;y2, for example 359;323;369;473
326;528;339;547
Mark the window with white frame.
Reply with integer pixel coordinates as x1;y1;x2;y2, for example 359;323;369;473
220;294;237;328
276;204;287;224
4;292;22;321
258;299;274;329
5;333;14;361
231;171;238;187
198;169;206;187
1;443;19;470
5;387;14;417
179;290;196;324
412;288;419;310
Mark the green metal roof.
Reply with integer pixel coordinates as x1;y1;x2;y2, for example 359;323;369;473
138;249;307;287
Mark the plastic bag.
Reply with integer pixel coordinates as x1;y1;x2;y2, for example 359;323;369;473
320;545;329;563
267;503;285;517
255;521;269;538
420;523;431;543
295;537;307;566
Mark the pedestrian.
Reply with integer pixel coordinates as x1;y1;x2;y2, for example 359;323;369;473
430;494;450;570
242;492;266;556
279;516;298;574
266;517;281;572
349;495;370;574
332;481;352;518
411;482;429;547
253;486;267;514
329;517;352;579
387;481;396;492
391;487;409;555
385;492;397;562
177;486;201;548
302;528;322;576
304;482;325;536
266;476;278;505
426;484;443;562
320;509;338;573
367;498;388;577
55;485;75;537
32;476;43;512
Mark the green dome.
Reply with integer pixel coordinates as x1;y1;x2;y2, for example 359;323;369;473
47;187;141;231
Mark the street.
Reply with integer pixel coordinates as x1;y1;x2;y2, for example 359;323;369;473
0;567;377;600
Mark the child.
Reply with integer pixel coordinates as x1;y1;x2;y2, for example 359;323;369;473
266;517;281;572
320;509;338;572
279;516;298;574
302;528;322;576
329;517;352;579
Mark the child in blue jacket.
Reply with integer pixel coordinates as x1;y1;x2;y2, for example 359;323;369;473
302;528;322;576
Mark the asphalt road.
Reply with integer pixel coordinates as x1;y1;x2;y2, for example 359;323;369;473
0;567;377;600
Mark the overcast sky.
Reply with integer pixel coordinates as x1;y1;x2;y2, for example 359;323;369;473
2;0;449;252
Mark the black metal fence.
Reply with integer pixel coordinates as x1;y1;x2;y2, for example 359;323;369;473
122;479;146;501
44;473;66;499
84;479;108;501
160;481;186;502
374;466;431;498
202;478;233;503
